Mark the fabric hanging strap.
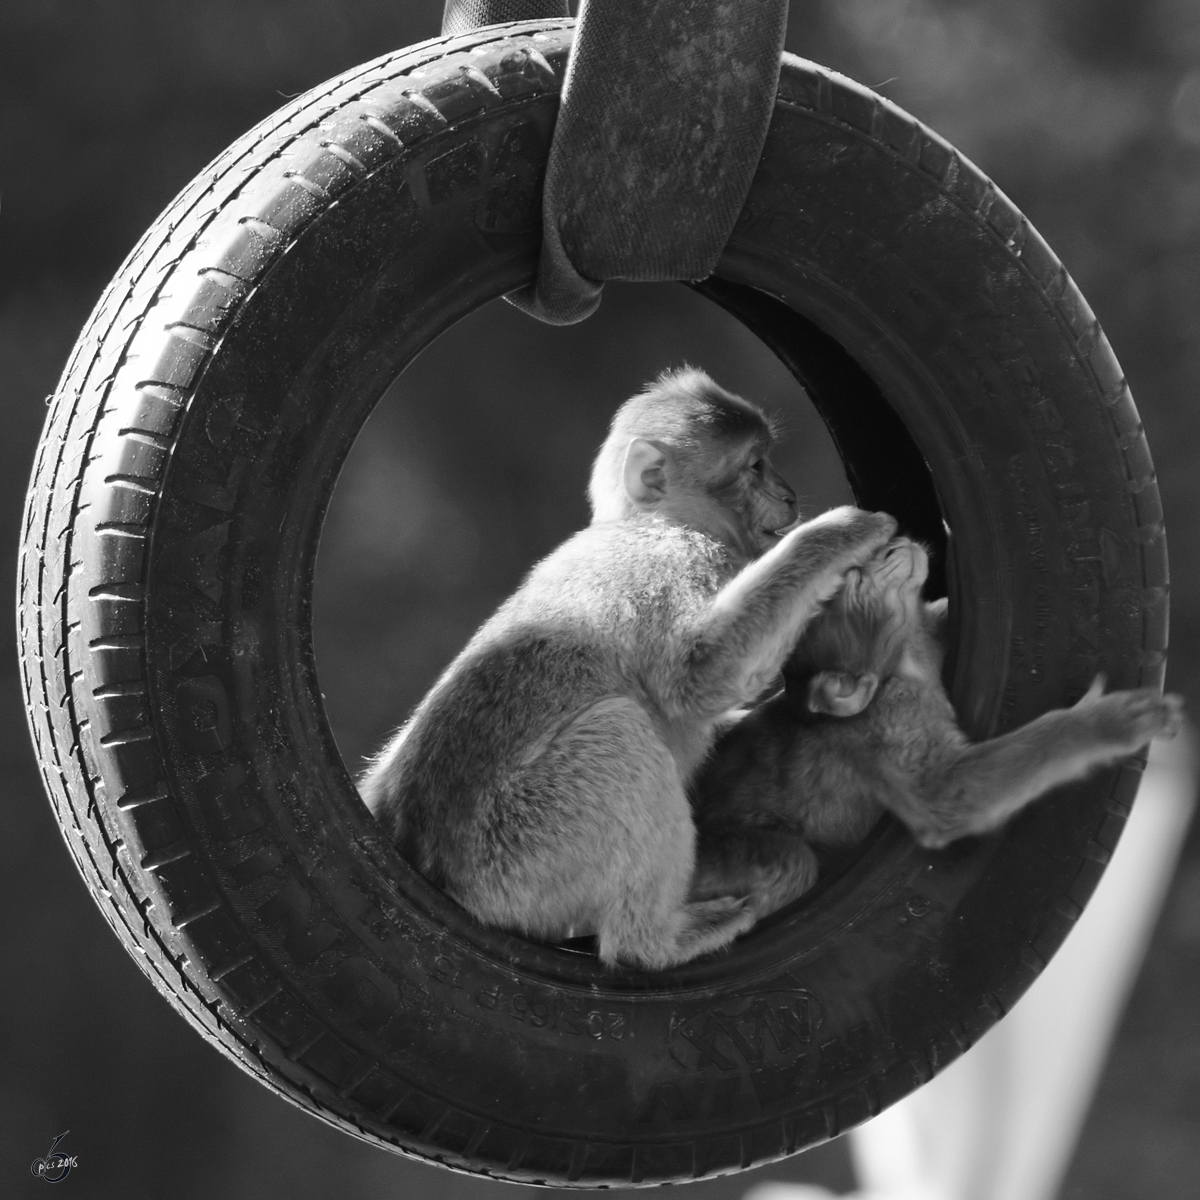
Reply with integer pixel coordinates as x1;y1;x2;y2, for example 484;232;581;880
442;0;569;38
441;0;789;325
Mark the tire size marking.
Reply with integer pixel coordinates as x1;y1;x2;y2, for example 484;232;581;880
427;954;627;1041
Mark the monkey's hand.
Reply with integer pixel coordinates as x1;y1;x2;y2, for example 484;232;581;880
689;508;897;714
899;679;1186;848
783;506;898;570
1074;676;1185;751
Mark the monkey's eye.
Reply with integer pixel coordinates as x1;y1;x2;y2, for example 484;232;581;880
748;458;766;477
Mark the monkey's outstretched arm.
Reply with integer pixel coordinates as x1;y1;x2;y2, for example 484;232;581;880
885;681;1184;849
681;507;896;714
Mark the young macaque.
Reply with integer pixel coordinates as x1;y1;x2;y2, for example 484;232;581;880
360;367;897;968
691;537;1185;918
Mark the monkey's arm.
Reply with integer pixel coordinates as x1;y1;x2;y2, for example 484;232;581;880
883;680;1184;849
681;507;896;714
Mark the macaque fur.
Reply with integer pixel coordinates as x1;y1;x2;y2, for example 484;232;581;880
691;538;1185;918
360;368;896;968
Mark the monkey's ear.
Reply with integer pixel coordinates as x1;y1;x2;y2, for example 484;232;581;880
807;671;879;717
623;438;669;506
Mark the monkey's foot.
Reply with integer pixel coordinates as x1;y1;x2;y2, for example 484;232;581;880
673;896;757;962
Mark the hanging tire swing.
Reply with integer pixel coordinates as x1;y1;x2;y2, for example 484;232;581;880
20;15;1167;1190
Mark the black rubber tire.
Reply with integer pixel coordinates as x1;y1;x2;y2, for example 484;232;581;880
19;18;1168;1188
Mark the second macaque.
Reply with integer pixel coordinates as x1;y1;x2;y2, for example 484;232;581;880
691;537;1184;918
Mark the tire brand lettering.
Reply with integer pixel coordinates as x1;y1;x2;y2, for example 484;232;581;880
228;843;283;887
160;437;248;667
475;118;544;247
195;761;264;841
205;395;246;449
668;989;823;1073
163;606;223;672
257;880;341;965
163;520;230;603
178;455;248;513
323;957;399;1033
423;139;485;205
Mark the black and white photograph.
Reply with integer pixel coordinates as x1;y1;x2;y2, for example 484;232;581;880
3;2;1199;1197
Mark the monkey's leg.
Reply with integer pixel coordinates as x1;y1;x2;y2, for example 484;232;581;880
573;700;758;966
888;684;1184;849
686;507;897;713
692;825;819;918
466;698;756;969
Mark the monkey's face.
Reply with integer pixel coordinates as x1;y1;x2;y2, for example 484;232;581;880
688;433;799;560
836;539;928;652
786;538;929;716
850;538;928;609
600;368;798;552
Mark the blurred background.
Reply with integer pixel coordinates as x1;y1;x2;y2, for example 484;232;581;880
3;1;1200;1196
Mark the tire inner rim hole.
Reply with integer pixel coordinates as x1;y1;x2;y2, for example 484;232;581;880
311;278;948;965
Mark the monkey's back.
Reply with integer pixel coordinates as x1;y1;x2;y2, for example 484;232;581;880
694;663;962;851
362;520;734;888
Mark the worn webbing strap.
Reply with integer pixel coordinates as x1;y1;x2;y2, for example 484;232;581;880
441;0;789;325
442;0;568;38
